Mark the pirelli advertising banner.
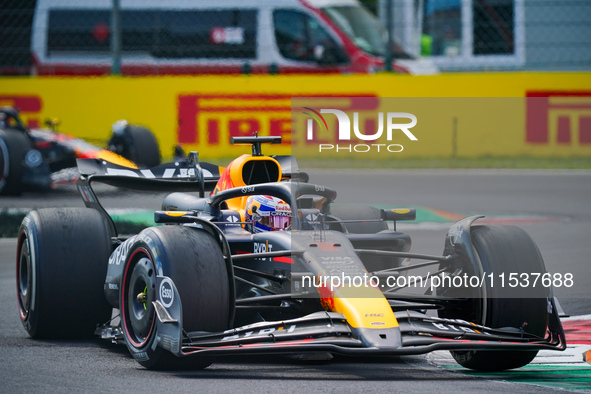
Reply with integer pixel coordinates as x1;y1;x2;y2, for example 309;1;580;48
291;95;591;159
0;72;590;160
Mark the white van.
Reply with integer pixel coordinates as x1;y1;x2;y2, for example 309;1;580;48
32;0;438;75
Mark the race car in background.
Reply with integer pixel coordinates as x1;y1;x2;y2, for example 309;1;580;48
0;106;160;194
16;135;565;371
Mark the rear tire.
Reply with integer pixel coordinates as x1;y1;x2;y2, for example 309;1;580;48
108;125;161;168
0;129;33;195
127;125;161;168
120;226;230;369
330;205;387;234
440;225;549;371
330;205;397;272
17;208;113;338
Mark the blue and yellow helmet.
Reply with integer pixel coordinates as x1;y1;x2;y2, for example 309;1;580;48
245;195;292;232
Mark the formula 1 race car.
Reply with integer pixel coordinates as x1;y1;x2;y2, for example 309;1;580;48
16;136;565;371
0;106;160;194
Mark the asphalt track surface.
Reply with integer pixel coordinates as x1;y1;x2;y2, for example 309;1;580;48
1;169;590;392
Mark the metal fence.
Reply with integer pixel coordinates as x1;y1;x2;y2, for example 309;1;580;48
382;0;591;71
0;0;589;76
0;0;35;75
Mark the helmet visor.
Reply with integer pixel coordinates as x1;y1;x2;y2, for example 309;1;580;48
260;213;291;230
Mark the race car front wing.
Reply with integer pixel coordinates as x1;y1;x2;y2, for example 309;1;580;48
125;275;565;359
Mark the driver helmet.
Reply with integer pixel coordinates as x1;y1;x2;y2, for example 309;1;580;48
245;195;292;232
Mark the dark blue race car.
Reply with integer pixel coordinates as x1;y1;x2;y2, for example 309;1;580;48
15;135;566;371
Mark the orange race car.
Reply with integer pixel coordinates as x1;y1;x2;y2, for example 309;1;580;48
0;106;160;194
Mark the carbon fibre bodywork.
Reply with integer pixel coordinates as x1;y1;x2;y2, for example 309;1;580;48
77;137;565;369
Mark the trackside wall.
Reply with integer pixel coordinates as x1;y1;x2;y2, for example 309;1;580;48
0;72;590;159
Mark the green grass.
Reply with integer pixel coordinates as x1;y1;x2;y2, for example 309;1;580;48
0;211;149;238
0;212;23;238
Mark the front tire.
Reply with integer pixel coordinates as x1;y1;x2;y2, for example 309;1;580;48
17;208;113;338
120;226;231;369
440;225;549;371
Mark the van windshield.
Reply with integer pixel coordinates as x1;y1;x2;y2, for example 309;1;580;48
320;5;412;59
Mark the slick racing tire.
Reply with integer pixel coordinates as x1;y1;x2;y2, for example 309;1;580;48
330;205;393;272
120;226;231;370
439;225;549;371
16;208;113;338
126;125;161;168
0;129;33;195
108;125;161;168
330;205;387;234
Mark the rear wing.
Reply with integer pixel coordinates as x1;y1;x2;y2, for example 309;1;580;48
76;153;306;192
75;150;306;237
76;152;220;237
77;152;221;193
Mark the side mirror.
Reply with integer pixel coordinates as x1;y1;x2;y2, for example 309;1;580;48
313;44;326;63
